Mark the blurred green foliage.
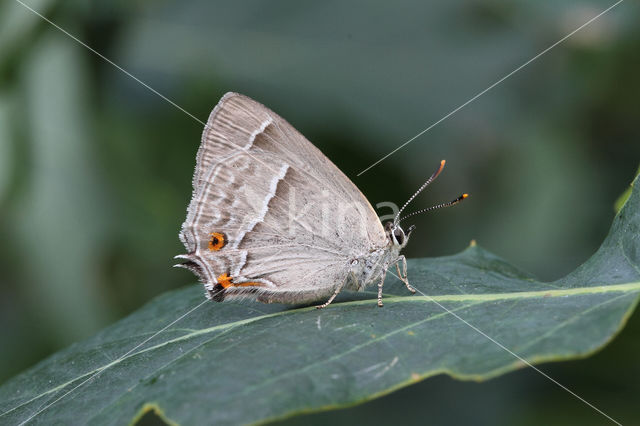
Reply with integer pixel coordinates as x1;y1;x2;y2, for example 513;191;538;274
0;0;638;424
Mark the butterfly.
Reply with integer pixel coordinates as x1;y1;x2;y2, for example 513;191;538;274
175;93;466;308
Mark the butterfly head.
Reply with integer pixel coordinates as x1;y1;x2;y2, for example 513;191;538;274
385;222;416;249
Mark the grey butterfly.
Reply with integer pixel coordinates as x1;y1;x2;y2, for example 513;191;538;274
176;93;466;307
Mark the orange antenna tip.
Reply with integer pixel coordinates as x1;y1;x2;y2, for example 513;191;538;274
462;193;469;199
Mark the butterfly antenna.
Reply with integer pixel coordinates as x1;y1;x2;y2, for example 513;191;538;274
398;193;469;224
393;159;446;225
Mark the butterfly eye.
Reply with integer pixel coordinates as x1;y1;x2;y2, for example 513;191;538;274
393;228;405;246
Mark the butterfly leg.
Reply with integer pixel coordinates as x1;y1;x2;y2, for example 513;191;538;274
396;255;416;293
315;275;348;309
377;269;387;307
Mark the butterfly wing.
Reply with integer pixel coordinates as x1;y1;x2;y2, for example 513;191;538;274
178;93;387;303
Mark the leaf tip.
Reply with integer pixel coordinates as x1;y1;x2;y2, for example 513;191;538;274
130;402;177;426
615;165;640;213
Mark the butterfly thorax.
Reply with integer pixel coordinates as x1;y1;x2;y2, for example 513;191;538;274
348;246;397;290
348;221;411;290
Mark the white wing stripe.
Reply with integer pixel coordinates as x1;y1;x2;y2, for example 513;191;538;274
244;117;272;150
232;163;289;249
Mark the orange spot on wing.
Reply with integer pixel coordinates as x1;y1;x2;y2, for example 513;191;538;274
208;232;226;251
217;273;233;288
216;273;262;288
234;281;263;287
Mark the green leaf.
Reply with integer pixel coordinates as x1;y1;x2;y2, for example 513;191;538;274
1;174;639;426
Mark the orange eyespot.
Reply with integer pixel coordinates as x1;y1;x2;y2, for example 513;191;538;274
217;273;233;288
208;232;226;251
216;273;262;289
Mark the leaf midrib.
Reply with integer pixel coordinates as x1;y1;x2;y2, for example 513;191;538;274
3;280;639;418
123;280;640;358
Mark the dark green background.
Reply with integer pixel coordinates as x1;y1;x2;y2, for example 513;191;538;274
0;1;638;424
